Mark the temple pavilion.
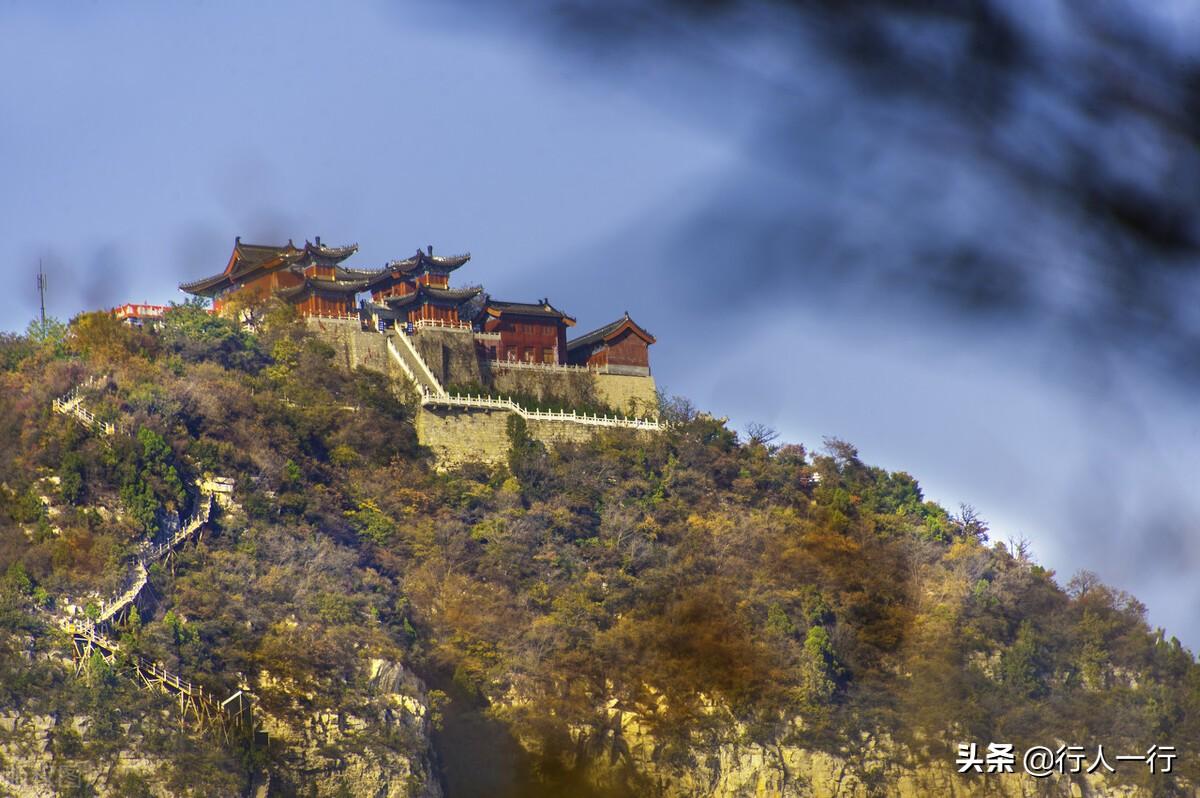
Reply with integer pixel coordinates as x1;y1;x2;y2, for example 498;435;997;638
565;313;655;376
362;247;480;327
179;237;373;317
478;299;575;365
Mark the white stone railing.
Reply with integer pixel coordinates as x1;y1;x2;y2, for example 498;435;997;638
473;331;501;341
52;487;245;733
386;337;421;385
146;494;212;562
46;379;252;735
94;562;147;625
52;374;104;410
486;358;594;374
48;374;221;628
53;398;117;436
305;312;361;323
413;318;472;331
423;392;661;430
481;357;644;376
59;617;248;729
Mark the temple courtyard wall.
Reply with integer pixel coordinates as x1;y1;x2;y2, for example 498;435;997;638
487;367;601;407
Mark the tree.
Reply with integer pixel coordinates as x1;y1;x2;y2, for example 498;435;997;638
70;311;156;363
345;499;397;545
25;317;69;357
1001;620;1047;698
800;626;841;709
506;415;550;493
745;422;780;448
120;428;187;533
4;562;32;596
161;299;262;369
59;451;86;505
0;333;33;371
953;504;989;541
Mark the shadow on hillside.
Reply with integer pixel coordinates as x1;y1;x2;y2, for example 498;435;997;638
430;674;634;798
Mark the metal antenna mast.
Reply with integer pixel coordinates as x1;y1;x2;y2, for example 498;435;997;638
37;260;46;326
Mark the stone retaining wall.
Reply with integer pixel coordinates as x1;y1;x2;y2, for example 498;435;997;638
304;318;402;381
595;372;658;417
417;406;642;470
412;328;484;388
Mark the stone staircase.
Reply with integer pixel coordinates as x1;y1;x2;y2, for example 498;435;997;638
386;330;445;397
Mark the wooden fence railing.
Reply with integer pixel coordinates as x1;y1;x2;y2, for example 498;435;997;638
47;376;256;740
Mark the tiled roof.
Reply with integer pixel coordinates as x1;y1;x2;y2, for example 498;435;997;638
276;278;371;300
180;237;360;295
485;299;576;325
383;250;472;275
303;240;358;261
382;285;482;308
567;313;655;351
179;271;232;295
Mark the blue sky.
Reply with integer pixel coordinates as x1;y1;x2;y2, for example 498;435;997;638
3;1;1200;646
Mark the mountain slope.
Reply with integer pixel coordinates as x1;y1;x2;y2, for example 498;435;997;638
0;308;1196;797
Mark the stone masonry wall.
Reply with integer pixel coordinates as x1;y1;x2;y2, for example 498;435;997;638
484;367;657;418
417;406;611;470
304;318;403;381
487;368;601;408
594;373;658;417
411;328;483;388
416;407;511;469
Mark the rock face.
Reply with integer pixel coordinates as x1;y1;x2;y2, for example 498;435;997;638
260;659;442;798
0;657;440;798
0;711;188;798
501;699;1191;798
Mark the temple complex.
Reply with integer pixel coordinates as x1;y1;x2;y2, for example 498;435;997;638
179;237;661;465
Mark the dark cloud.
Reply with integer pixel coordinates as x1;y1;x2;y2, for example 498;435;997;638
171;223;229;284
79;243;131;311
448;0;1200;382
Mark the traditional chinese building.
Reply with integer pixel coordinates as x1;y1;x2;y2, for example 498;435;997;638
362;248;480;327
566;313;655;375
479;299;576;365
179;237;373;317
